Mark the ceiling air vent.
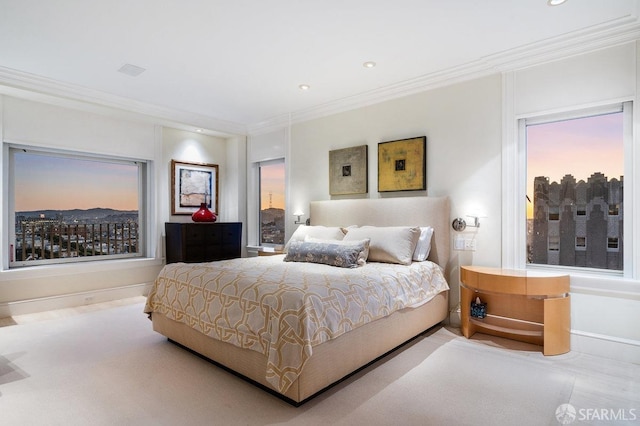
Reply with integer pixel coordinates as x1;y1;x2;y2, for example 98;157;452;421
117;63;146;77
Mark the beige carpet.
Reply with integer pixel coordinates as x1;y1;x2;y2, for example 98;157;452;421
0;300;576;425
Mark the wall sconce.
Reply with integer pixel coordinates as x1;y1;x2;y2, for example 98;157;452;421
452;216;480;232
294;211;305;224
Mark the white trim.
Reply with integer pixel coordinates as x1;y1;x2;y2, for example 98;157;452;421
0;283;150;318
285;113;292;244
630;55;640;279
504;98;637;281
247;157;286;247
572;329;640;347
522;103;625;125
571;284;640;301
502;72;529;270
0;96;7;271
6;145;151;268
0;256;162;281
502;72;517;269
571;330;640;364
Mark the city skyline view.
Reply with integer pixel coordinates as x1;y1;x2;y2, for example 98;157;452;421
526;112;623;219
14;152;139;212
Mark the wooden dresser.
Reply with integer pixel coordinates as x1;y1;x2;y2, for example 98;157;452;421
460;265;570;355
165;222;242;264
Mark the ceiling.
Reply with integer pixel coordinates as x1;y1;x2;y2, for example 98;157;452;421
0;0;639;135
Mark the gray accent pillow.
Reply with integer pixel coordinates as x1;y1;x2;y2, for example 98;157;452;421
283;239;370;268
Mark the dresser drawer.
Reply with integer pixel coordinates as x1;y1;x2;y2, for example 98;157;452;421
165;222;242;264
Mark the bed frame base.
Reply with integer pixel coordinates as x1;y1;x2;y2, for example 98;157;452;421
168;320;444;407
152;291;448;405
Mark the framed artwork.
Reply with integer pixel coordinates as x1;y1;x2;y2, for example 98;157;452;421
378;136;426;192
171;160;219;215
329;145;368;195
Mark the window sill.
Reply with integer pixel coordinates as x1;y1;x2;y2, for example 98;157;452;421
525;264;639;299
0;257;163;280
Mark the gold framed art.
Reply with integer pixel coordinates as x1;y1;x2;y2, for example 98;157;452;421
329;145;368;195
171;160;219;215
378;136;426;192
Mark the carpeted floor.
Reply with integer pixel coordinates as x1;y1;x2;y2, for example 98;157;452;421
0;299;636;425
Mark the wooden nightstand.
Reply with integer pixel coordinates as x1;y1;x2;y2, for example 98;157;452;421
460;266;570;355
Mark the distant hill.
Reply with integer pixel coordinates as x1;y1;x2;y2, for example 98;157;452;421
261;207;284;224
16;208;137;219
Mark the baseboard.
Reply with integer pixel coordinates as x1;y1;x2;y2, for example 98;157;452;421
571;330;640;364
0;283;152;318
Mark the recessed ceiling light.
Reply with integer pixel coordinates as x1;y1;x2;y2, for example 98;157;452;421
195;128;203;133
117;63;146;77
547;0;567;6
299;84;310;90
363;61;377;68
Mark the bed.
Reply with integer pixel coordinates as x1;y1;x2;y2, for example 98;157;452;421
145;196;451;405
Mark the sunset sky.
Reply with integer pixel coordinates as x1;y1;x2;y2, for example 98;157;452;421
14;152;139;212
260;162;285;210
526;112;624;218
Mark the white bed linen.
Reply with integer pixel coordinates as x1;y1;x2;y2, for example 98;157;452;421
144;255;448;393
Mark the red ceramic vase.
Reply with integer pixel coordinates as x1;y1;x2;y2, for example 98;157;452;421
192;202;217;222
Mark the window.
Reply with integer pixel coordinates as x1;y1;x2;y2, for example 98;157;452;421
526;105;626;272
258;159;285;246
9;147;145;268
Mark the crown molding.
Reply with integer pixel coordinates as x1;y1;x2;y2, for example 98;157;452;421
0;67;247;137
249;15;640;135
485;15;640;72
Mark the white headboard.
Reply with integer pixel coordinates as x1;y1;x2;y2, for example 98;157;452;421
309;196;451;271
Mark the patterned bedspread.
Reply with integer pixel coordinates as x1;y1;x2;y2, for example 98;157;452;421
144;255;449;393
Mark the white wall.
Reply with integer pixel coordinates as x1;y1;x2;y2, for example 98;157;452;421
2;96;157;158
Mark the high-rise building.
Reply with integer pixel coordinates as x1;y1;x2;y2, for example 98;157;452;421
530;173;623;270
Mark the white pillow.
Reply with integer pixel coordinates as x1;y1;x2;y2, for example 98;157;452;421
284;225;346;253
305;236;371;266
343;226;421;265
413;226;434;262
